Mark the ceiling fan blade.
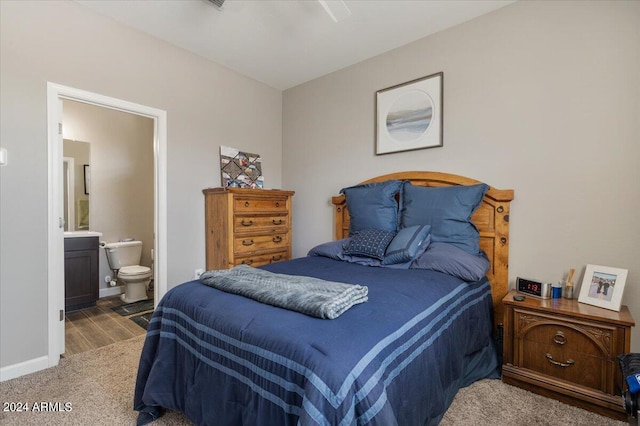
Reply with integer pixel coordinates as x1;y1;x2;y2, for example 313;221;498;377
318;0;352;23
205;0;225;8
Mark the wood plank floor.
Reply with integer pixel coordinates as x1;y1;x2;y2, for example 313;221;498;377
63;293;153;357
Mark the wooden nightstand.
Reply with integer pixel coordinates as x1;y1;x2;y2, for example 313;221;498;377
502;290;635;420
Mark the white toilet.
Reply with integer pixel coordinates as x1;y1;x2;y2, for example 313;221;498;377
103;240;152;303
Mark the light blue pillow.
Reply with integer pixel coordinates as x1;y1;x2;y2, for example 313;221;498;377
382;225;431;265
410;242;490;282
400;182;489;255
343;229;396;260
340;180;403;235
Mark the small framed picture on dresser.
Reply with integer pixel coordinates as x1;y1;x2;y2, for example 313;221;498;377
578;264;628;311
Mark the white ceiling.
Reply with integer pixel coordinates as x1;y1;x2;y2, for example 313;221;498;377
76;0;515;90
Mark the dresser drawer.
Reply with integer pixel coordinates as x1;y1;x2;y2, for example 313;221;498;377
234;196;289;213
234;251;289;267
234;233;289;254
233;214;289;233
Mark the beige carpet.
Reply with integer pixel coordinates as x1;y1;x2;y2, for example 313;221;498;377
0;336;628;425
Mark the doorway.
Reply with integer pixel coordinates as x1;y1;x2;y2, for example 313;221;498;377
47;83;167;367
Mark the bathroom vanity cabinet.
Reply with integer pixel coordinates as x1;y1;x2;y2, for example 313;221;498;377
64;236;99;312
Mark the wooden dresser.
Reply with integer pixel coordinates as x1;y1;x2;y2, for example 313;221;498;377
203;187;294;270
502;290;634;420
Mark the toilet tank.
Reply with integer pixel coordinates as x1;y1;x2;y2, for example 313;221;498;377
104;240;143;269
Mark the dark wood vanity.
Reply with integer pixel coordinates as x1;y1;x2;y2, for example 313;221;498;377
64;236;99;312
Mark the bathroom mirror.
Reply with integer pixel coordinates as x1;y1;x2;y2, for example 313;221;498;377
63;139;90;231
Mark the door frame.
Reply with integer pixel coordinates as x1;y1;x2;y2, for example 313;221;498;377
47;82;167;366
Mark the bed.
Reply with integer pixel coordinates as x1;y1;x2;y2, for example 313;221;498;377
134;171;514;426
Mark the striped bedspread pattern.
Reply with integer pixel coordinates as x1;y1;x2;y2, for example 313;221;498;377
135;279;492;425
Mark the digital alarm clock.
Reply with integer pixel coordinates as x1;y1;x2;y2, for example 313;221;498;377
516;277;552;299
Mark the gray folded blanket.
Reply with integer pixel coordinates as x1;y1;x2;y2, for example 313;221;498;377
199;265;368;319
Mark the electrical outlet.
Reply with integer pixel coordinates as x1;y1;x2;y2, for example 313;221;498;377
194;268;204;280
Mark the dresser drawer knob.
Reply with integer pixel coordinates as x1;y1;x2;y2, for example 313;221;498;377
241;259;254;265
271;255;282;262
545;353;574;368
272;219;283;225
553;331;567;345
272;236;283;243
242;239;254;246
275;202;280;207
241;219;253;227
244;201;250;207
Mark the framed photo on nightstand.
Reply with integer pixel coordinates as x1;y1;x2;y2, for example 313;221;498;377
578;264;628;312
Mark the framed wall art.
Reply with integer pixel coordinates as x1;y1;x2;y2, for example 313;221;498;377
220;145;264;189
577;264;628;311
375;72;443;155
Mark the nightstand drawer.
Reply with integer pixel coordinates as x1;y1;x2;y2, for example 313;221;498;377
514;309;616;393
520;341;608;391
515;314;615;357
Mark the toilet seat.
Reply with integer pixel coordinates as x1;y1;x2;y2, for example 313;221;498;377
119;265;151;278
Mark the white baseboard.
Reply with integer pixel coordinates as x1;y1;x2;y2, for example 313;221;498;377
0;355;49;382
2;286;125;382
99;285;123;298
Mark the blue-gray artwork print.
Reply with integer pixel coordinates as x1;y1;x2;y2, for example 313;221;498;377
386;90;433;142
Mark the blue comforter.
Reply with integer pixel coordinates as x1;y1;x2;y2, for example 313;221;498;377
134;256;498;426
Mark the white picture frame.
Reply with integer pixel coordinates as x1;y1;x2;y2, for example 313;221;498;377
577;264;628;311
375;72;443;155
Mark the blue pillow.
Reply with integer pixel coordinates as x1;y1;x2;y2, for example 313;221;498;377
410;242;490;281
400;182;489;254
307;239;350;260
340;180;403;235
382;225;431;265
343;229;396;260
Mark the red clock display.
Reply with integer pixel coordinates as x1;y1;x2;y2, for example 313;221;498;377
517;277;551;299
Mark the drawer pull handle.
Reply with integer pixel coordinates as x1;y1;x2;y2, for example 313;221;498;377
272;236;283;243
272;219;283;225
244;201;250;207
241;219;253;227
553;331;567;345
545;353;574;368
242;239;254;246
241;259;254;265
275;202;280;207
271;255;282;262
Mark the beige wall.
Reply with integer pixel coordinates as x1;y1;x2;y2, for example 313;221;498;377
0;0;282;368
63;100;155;292
283;1;640;350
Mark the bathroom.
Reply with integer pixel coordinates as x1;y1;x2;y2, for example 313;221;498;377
62;99;155;352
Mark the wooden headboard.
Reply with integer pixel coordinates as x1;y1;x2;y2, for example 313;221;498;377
331;171;514;329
